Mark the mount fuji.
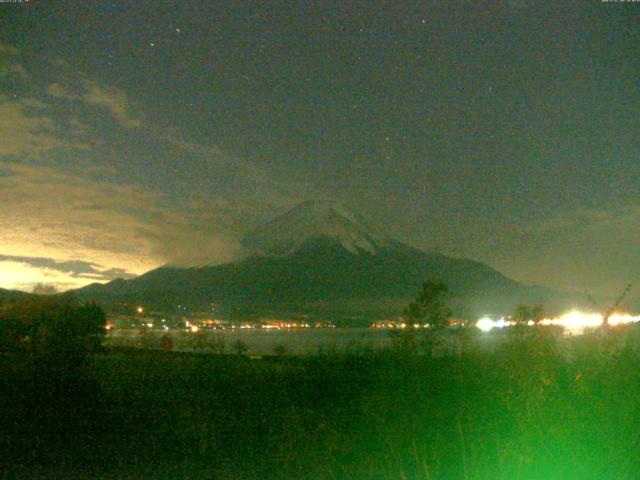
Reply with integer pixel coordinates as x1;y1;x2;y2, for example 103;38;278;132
77;200;581;323
239;199;395;258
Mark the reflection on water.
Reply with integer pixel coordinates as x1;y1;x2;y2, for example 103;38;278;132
106;328;394;355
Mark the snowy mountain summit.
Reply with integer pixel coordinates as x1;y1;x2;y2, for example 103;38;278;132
239;200;394;258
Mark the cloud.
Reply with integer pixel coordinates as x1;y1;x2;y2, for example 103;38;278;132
0;96;87;157
0;160;246;291
518;207;634;236
0;161;163;272
163;134;223;158
32;283;59;295
47;80;142;128
0;260;88;292
0;62;318;291
0;255;135;282
0;43;26;78
479;205;640;298
0;63;26;78
0;44;20;56
45;83;69;98
0;78;311;290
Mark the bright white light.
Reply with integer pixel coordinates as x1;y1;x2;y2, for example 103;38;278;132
476;317;511;332
476;317;497;332
550;310;602;335
608;313;640;326
476;310;640;335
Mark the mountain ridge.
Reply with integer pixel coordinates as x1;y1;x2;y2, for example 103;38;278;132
239;199;395;259
76;200;588;322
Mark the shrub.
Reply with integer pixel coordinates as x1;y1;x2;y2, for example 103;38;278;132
0;295;106;355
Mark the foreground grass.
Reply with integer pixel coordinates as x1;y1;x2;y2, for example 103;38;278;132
2;328;640;479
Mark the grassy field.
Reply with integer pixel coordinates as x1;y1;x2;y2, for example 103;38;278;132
2;327;640;479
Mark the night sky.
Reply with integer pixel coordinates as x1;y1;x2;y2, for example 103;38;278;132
0;1;638;300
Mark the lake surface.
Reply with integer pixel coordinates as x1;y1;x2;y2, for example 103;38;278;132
105;328;395;355
104;325;640;356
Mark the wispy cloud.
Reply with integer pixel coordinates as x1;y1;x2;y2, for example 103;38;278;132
0;255;137;293
0;255;134;281
0;161;165;273
47;80;142;129
0;260;89;292
473;205;640;297
0;44;20;56
0;63;26;78
0;43;26;78
0;160;247;290
518;207;639;236
0;96;87;157
0;45;319;291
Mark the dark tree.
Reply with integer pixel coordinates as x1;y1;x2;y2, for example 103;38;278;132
404;280;452;330
531;304;545;325
0;295;106;355
512;304;532;326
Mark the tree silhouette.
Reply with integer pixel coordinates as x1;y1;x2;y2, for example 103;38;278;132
0;295;106;355
531;304;545;325
404;280;452;330
512;304;532;325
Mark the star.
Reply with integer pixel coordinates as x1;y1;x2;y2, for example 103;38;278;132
150;42;155;47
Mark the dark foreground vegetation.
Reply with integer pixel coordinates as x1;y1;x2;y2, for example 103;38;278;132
2;323;640;479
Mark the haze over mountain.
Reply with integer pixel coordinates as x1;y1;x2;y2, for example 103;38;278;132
78;200;586;323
